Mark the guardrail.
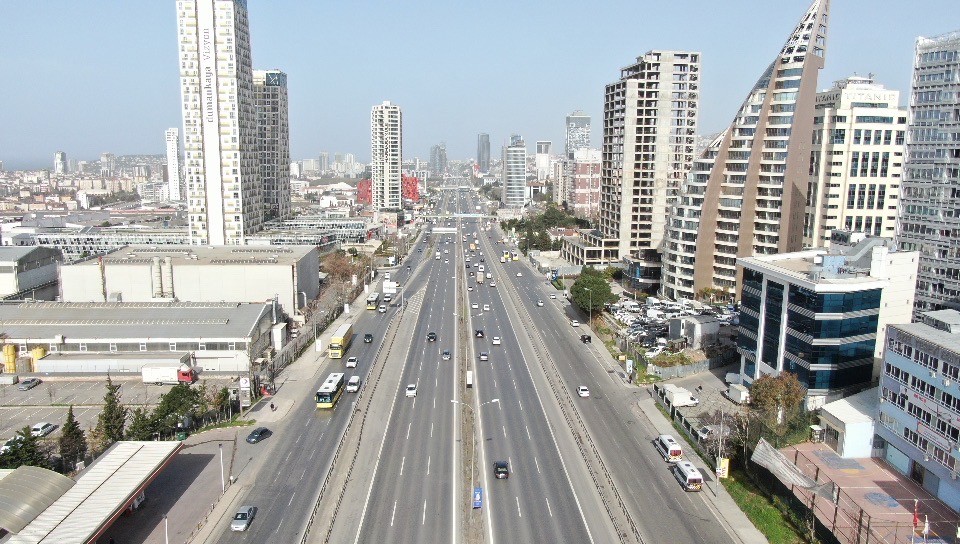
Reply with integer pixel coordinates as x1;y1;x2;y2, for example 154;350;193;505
502;270;644;544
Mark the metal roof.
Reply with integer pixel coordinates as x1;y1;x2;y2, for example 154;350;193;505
7;441;182;543
0;466;75;534
0;301;270;341
821;387;878;429
71;244;316;267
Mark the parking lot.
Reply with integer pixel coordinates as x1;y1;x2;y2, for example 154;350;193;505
0;376;236;442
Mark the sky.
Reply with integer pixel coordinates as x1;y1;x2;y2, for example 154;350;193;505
0;0;957;170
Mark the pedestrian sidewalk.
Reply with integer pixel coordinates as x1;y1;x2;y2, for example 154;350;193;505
634;391;767;544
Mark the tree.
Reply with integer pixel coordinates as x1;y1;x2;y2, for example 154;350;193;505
93;376;128;453
570;267;616;315
152;383;206;435
59;405;88;472
321;251;356;282
0;427;49;469
125;407;156;441
749;372;807;430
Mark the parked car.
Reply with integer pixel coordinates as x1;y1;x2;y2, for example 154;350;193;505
696;424;731;442
231;506;256;531
0;436;22;454
30;422;56;437
18;378;41;391
246;427;271;444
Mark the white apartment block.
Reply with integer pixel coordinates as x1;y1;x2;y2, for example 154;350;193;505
371;101;403;211
254;69;292;220
502;136;528;208
535;141;552;181
165;128;183;201
177;0;263;245
661;0;829;302
54;152;67;175
897;30;960;316
804;76;906;248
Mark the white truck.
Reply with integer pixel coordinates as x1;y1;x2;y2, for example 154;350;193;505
383;281;399;295
141;364;197;385
725;383;750;404
663;384;699;407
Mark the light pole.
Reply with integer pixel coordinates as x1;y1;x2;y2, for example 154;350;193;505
584;287;593;329
164;514;169;544
219;443;225;493
451;398;500;498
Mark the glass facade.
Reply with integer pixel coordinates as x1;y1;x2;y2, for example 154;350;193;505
789;285;882;313
788;309;878;338
761;281;784;365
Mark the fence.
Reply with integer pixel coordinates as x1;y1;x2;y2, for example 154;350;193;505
624;335;736;379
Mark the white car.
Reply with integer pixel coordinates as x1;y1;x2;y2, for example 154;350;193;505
571;320;580;327
468;286;474;291
483;304;490;311
346;356;358;368
516;272;523;277
492;336;501;345
536;300;544;307
30;422;56;437
405;384;417;397
445;259;449;263
577;386;590;398
472;302;479;309
550;294;557;299
490;281;497;287
231;506;256;532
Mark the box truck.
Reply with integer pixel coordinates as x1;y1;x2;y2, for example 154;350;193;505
663;384;699;407
141;364;197;385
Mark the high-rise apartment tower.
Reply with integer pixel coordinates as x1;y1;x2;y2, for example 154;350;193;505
477;133;491;173
165;128;183;201
254;69;291;220
897;30;960;316
565;110;591;159
661;0;830;302
371;101;403;211
54;152;68;175
502;135;527;208
176;0;263;245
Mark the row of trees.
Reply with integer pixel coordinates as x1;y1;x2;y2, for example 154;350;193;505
0;377;230;473
501;205;589;254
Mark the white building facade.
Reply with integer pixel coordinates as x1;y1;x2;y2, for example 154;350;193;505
254;69;292;220
502;135;528;208
165;128;183;201
804;77;906;248
535;141;552;181
565;110;591;159
176;0;263;245
371;101;403;211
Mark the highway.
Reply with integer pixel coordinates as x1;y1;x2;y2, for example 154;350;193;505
478;216;735;544
220;221;428;543
354;184;463;542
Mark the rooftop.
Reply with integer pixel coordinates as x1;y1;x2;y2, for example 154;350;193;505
70;244;316;267
821;387;878;426
891;318;960;355
0;301;270;340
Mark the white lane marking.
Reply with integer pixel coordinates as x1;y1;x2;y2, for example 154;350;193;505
545;497;554;517
518;399;523;411
400;456;405;476
525;425;531;440
431;421;434;438
433;397;436;409
422;499;427;525
516;496;522;517
427;455;431;475
535;457;541;473
287;494;295;506
390;500;397;526
502;425;506;438
406;422;412;440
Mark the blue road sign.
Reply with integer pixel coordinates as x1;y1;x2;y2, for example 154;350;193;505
473;487;483;509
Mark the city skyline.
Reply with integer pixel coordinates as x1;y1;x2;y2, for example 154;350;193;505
0;0;956;169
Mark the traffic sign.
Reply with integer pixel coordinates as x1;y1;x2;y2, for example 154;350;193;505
473;487;483;509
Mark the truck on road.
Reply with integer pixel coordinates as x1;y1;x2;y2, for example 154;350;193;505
141;364;197;385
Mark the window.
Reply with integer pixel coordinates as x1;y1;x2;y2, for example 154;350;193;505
832;129;846;144
140;342;147;351
109;343;117;353
169;343;177;351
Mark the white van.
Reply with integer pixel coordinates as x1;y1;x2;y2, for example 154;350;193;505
346;376;361;393
654;434;683;462
672;460;703;491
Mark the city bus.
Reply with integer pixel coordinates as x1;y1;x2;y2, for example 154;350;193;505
366;292;381;310
329;323;353;359
315;372;346;408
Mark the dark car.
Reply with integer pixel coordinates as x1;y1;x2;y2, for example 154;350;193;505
364;333;374;343
246;427;270;444
475;330;484;338
493;461;510;479
18;378;41;391
427;332;437;342
465;263;471;269
580;334;592;344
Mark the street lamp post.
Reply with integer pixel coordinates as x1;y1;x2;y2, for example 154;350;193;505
451;398;500;500
584;287;592;329
219;443;225;493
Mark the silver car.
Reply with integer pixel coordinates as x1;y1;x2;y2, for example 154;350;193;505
231;505;256;531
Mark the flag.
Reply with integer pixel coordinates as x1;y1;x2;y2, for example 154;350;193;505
914;499;919;529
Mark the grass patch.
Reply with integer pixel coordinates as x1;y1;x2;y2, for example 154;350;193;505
195;418;256;433
551;278;565;290
722;469;806;544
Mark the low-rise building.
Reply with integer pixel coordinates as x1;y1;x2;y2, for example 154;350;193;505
0;246;62;300
877;310;960;511
736;237;918;408
59;245;319;316
0;301;275;373
668;315;720;350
